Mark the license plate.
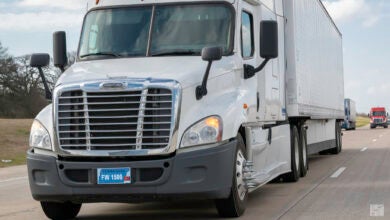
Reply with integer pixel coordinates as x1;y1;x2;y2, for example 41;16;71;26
97;167;131;185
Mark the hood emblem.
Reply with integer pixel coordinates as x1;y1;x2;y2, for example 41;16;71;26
100;82;127;89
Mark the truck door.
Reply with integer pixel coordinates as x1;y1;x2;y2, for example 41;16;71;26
257;4;286;122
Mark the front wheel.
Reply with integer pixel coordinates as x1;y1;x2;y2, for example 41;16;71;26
41;202;81;220
215;134;248;218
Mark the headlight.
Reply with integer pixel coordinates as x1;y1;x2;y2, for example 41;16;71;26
180;116;223;148
29;120;52;150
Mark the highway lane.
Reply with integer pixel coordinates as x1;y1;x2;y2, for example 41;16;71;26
1;125;389;220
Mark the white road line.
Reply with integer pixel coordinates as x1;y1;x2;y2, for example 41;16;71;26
361;147;368;152
330;167;346;178
0;176;27;184
373;139;377;142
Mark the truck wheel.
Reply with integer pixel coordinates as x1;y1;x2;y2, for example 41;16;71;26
330;122;342;154
385;125;388;129
282;126;300;182
299;125;308;177
41;202;81;220
215;134;247;218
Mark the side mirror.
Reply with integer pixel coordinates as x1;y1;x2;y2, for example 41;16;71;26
201;46;222;62
196;46;223;100
244;20;278;79
53;31;68;72
30;53;52;100
260;20;278;59
30;53;50;68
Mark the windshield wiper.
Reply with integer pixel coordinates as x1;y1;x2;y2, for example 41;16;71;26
151;50;198;57
80;52;122;58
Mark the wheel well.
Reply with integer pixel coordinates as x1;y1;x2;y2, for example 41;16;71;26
238;126;246;148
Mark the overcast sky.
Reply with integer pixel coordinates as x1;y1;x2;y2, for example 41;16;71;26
0;0;389;113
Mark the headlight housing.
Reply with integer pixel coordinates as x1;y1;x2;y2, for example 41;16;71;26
180;116;223;148
29;120;52;150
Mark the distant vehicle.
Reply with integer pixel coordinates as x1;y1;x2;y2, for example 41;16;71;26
342;99;356;130
369;107;388;129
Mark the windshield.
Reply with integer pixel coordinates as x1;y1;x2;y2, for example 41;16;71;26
372;111;386;116
78;4;234;60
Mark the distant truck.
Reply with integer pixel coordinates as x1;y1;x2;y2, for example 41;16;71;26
27;0;344;219
369;107;388;129
342;99;356;130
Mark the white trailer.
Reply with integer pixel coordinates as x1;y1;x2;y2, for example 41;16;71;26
27;0;344;219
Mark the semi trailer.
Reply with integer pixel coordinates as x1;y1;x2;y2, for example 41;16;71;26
342;99;357;130
27;0;344;219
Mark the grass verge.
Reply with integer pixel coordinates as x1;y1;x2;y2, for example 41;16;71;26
356;116;370;128
0;119;33;168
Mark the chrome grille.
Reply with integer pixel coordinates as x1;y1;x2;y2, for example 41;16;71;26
57;88;173;151
374;118;383;124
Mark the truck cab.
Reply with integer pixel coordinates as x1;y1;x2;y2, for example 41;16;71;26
369;107;388;129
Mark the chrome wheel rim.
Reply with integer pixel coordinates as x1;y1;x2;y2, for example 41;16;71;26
236;150;247;201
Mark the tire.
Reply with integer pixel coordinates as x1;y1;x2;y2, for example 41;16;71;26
330;122;342;155
299;125;308;177
41;202;81;220
215;134;248;218
282;125;300;182
384;125;388;129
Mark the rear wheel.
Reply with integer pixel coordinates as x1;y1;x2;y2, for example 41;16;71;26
215;134;248;218
41;202;81;220
282;125;300;182
330;122;342;154
299;125;308;177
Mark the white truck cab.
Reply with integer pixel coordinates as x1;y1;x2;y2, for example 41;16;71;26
27;0;344;219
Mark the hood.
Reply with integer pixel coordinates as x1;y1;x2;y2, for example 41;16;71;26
56;57;234;89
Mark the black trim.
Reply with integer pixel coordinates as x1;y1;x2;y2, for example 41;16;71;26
77;1;236;62
307;139;336;155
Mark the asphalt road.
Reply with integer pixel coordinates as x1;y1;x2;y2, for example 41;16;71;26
1;125;389;220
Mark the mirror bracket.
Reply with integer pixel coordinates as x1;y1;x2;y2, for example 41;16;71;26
37;67;52;100
196;61;212;100
243;58;270;79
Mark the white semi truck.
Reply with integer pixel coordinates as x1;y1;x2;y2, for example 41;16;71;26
27;0;344;219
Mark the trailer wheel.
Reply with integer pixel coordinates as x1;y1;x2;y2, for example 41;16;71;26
41;202;81;220
330;122;342;154
215;134;247;218
299;125;308;177
282;126;300;182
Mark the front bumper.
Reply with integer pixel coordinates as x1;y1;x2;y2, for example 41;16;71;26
27;140;236;203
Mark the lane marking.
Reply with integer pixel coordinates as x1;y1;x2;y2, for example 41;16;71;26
0;176;27;184
330;167;346;178
373;139;377;142
361;147;368;152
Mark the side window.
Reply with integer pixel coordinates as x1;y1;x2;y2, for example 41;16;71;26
241;11;254;58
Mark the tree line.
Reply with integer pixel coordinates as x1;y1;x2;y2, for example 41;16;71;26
0;42;74;118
